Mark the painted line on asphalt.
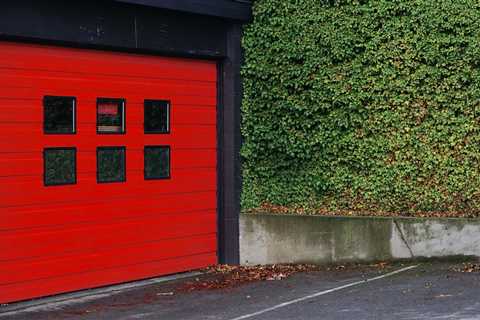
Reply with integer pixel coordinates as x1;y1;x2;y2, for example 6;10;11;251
228;265;418;320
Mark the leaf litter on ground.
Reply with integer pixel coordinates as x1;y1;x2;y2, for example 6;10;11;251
176;261;393;292
451;262;480;273
246;203;480;219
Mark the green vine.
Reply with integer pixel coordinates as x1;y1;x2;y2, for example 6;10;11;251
241;0;480;215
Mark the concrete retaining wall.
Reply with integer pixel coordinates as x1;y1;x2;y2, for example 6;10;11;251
240;214;480;265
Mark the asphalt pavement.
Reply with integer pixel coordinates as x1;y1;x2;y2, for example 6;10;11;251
2;261;480;320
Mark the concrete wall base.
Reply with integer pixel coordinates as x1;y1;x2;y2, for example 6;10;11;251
240;214;480;265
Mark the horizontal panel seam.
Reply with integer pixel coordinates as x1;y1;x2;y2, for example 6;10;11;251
0;251;217;287
0;232;218;264
0;208;217;232
0;189;217;208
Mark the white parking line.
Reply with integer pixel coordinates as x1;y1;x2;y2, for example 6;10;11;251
228;265;418;320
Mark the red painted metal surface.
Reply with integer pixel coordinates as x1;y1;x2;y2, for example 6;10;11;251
0;42;218;303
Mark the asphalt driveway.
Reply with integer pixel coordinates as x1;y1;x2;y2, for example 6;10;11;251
2;261;480;320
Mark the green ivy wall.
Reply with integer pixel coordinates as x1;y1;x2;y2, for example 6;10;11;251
241;0;480;215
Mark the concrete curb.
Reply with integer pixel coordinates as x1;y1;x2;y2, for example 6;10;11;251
240;213;480;265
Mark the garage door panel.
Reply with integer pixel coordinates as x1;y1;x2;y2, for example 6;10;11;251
0;94;216;109
0;153;40;176
0;253;216;304
0;212;217;261
0;68;217;87
0;149;215;177
0;41;218;303
0;75;217;99
0;91;216;112
0;43;217;82
0;141;216;153
0;103;216;125
0;192;217;231
0;170;216;208
0;166;216;185
0;234;217;285
0;100;41;122
0;128;216;151
0;121;216;134
0;58;217;82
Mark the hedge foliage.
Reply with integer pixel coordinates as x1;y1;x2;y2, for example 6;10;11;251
241;0;480;215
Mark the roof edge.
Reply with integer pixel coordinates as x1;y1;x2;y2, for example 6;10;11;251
114;0;252;21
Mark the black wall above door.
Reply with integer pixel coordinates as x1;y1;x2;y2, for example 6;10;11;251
0;0;236;57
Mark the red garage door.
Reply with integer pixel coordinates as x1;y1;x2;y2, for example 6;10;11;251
0;42;218;303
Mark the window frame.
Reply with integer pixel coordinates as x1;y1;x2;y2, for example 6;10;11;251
144;145;171;180
96;97;126;134
43;147;77;186
43;95;77;135
96;146;127;183
144;99;171;134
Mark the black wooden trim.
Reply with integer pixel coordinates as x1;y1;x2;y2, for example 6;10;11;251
114;0;252;21
0;0;228;58
216;60;225;263
217;23;242;264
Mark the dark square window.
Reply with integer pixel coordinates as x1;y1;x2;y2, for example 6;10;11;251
97;98;125;134
97;147;126;183
144;100;170;133
144;146;170;179
44;96;76;134
44;148;76;186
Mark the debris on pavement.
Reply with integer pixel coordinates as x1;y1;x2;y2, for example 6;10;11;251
177;264;319;292
451;262;480;273
177;262;393;292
